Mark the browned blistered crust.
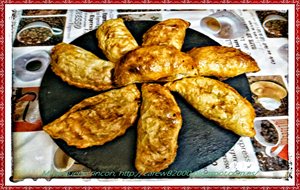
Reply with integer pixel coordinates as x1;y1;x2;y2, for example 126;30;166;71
43;84;140;149
96;18;139;63
114;45;198;86
165;77;256;137
135;83;182;174
50;43;115;91
188;46;260;78
142;18;190;50
46;18;259;158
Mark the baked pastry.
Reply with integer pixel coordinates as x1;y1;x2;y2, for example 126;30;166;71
142;18;190;50
187;46;260;78
165;77;256;137
50;43;115;91
96;18;139;63
43;84;140;149
135;83;182;174
114;45;198;86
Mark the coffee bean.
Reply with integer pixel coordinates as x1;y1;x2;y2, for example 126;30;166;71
260;121;279;144
18;27;53;45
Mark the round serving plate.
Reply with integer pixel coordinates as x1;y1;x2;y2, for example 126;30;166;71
39;21;252;178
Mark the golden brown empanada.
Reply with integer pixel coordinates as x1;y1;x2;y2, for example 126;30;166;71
43;84;140;149
142;18;190;50
165;77;256;137
96;18;139;63
188;46;260;78
50;43;115;91
114;45;198;86
135;83;182;174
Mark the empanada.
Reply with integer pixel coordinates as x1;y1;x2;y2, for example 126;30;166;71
114;45;198;86
142;18;190;50
188;46;260;78
43;84;140;149
96;18;139;63
50;43;115;91
165;77;256;137
135;83;182;174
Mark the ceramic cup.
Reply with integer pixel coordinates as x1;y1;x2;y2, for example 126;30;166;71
14;50;50;82
254;120;288;160
200;10;247;39
17;21;63;45
254;120;282;147
262;14;288;37
250;81;287;111
53;148;75;172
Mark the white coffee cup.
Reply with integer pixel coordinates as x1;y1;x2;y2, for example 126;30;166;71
262;14;287;36
200;10;247;39
14;50;50;81
53;148;75;172
17;21;63;45
250;80;287;111
254;120;284;158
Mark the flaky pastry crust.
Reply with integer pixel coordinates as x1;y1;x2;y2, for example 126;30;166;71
114;45;198;86
165;77;256;137
50;43;115;91
142;18;190;50
188;46;260;78
43;84;140;148
135;83;182;174
96;18;139;63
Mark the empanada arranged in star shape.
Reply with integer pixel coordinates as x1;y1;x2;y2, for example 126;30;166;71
188;46;260;78
135;83;182;174
44;84;140;149
114;45;198;86
50;43;115;91
44;18;260;174
142;18;190;50
96;18;139;63
165;76;256;137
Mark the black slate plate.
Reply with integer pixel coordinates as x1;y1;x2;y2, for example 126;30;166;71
39;21;252;178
